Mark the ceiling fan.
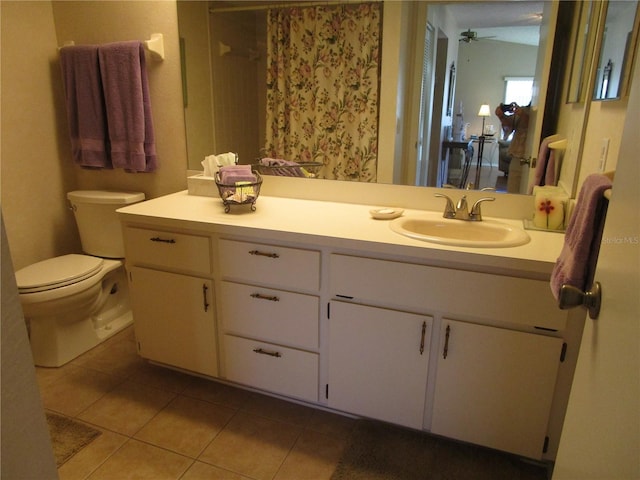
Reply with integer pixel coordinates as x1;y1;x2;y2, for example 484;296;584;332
459;29;495;43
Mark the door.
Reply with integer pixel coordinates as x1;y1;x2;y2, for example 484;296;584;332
431;319;563;459
129;266;218;377
519;0;559;193
328;301;432;429
552;52;640;479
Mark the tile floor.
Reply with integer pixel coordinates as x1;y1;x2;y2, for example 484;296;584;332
36;326;355;480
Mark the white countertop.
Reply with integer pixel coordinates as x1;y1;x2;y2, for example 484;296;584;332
118;191;566;279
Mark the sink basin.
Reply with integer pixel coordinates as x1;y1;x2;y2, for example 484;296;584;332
390;214;530;248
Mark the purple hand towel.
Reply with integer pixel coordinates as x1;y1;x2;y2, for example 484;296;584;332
219;165;255;184
98;41;157;172
59;45;110;168
550;174;612;301
529;136;557;193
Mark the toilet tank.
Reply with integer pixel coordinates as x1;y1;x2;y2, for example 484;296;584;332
67;190;145;258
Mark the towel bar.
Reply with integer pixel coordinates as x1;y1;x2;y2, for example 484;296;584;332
58;33;165;61
558;282;601;319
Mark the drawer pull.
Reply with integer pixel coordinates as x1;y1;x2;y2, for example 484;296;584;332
249;249;279;259
203;284;210;312
253;347;282;358
250;293;280;302
443;324;451;359
150;236;176;244
419;321;426;355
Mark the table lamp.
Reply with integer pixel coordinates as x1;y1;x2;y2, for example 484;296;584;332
478;104;491;136
475;104;491;188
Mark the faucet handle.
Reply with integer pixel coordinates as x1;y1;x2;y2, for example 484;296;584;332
434;193;455;218
470;197;496;221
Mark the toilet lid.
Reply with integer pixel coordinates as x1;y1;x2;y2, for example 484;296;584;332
16;254;104;293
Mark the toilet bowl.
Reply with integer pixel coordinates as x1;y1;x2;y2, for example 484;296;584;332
15;190;144;367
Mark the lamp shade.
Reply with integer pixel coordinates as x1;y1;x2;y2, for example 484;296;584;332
478;104;491;117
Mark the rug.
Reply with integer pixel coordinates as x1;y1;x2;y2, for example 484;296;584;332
46;412;101;467
331;420;550;480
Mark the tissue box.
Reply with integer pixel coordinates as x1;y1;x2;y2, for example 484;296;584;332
187;174;218;197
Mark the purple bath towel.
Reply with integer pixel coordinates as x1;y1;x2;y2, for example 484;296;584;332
550;174;612;301
529;136;557;193
260;158;306;177
98;41;157;172
59;45;110;168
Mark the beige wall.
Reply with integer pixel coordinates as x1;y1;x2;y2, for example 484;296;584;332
177;1;215;169
1;1;188;270
50;1;187;197
1;0;82;270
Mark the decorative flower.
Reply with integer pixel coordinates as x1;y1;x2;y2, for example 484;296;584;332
538;199;555;228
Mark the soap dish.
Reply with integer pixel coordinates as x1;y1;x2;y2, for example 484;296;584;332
370;208;404;220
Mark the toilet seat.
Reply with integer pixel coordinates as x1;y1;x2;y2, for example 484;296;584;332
16;254;104;294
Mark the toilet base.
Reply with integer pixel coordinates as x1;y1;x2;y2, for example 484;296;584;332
28;309;133;368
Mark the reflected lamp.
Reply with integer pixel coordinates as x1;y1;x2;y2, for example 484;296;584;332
478;104;491;136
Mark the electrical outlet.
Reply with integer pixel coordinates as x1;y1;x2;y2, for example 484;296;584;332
599;138;610;172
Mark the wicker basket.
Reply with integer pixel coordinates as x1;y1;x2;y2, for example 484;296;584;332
215;172;262;213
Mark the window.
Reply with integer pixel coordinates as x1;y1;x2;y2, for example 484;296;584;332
504;77;534;106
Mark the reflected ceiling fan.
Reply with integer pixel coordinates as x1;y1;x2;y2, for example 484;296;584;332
459;29;496;43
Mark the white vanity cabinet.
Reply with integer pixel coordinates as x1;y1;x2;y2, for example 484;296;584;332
329;253;569;459
217;238;321;402
431;319;563;459
328;301;432;429
122;226;218;377
117;192;580;462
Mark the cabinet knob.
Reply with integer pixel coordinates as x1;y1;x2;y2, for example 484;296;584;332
253;348;282;358
202;284;210;312
150;236;176;244
443;324;451;359
249;249;279;258
250;293;280;302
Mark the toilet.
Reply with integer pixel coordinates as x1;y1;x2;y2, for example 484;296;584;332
15;190;145;367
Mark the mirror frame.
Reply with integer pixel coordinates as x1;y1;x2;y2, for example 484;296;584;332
567;1;600;103
446;62;455;117
591;0;640;101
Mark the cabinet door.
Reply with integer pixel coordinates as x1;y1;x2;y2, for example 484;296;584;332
431;319;563;459
129;266;218;377
328;301;432;429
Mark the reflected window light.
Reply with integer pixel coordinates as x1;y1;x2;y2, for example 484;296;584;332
504;76;534;105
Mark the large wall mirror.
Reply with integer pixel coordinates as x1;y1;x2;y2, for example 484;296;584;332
592;0;639;101
178;1;575;196
567;1;599;103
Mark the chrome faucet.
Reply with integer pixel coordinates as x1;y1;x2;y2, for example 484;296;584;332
434;194;495;221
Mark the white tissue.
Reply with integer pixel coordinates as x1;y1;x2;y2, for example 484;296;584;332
201;152;238;177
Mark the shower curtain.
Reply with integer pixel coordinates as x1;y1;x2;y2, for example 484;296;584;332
265;3;381;181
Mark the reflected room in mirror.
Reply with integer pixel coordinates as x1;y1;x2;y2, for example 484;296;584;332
592;0;639;101
178;1;571;194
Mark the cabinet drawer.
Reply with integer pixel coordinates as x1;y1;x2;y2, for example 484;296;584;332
330;254;566;330
221;281;319;350
218;239;320;291
223;335;318;402
124;227;211;275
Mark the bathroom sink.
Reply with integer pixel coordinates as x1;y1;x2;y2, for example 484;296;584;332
389;214;530;248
